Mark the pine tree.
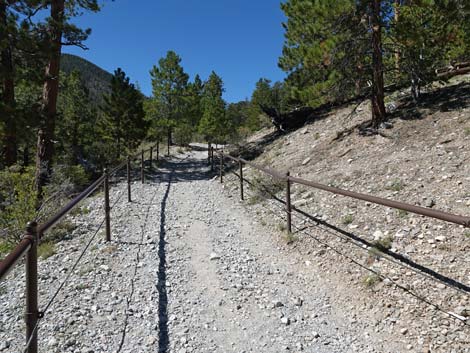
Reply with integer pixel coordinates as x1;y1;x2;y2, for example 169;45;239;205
393;1;470;100
279;0;388;128
101;68;147;162
35;0;99;201
56;70;95;165
150;51;189;146
198;71;227;144
0;1;44;166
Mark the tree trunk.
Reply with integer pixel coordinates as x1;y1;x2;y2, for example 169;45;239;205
370;0;386;129
35;0;64;201
0;1;17;166
394;0;401;74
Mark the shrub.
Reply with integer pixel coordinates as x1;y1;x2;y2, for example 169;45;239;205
372;235;393;252
0;166;37;244
386;179;405;192
342;214;354;225
251;172;285;200
363;273;382;288
397;209;408;218
38;241;56;259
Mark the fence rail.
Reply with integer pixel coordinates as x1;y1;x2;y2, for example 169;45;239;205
0;142;163;353
219;151;470;228
212;148;470;323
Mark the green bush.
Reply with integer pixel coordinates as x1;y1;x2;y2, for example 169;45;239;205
38;241;56;259
0;166;37;244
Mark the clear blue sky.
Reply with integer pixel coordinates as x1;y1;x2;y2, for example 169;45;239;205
63;0;287;103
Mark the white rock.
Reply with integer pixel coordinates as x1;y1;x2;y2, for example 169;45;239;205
209;252;220;260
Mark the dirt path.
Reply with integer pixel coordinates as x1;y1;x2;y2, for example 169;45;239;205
1;149;405;353
157;149;403;353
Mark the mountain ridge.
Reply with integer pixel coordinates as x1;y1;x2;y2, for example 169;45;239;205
60;53;113;103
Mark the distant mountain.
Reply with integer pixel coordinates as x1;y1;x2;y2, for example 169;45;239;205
60;53;113;104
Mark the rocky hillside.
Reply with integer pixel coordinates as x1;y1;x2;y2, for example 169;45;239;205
61;53;113;104
222;75;470;352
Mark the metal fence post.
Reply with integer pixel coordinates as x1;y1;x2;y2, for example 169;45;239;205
286;171;292;233
208;142;211;164
239;160;244;201
156;141;159;163
104;169;111;242
211;147;214;172
127;156;131;202
141;149;145;184
220;150;224;183
25;221;38;353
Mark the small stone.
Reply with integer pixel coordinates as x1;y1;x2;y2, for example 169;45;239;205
435;236;446;242
0;341;10;351
302;157;311;166
424;198;435;208
373;230;384;240
47;337;58;347
293;298;303;306
209;252;220;260
99;265;110;272
273;300;284;308
281;317;290;325
400;328;408;335
145;336;157;346
312;331;320;338
454;306;469;317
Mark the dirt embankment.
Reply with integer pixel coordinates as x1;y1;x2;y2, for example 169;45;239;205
222;76;470;353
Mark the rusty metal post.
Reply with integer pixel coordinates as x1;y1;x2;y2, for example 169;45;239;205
156;141;159;163
141;149;145;184
127;156;131;202
25;221;38;353
239;160;244;201
208;142;211;164
104;169;111;242
211;147;214;172
286;171;292;233
220;150;224;183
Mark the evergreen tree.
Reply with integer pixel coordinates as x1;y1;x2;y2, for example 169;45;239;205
149;51;189;146
393;1;470;100
279;0;388;128
101;68;147;161
35;0;100;201
247;78;291;131
0;1;46;167
56;70;95;165
198;71;227;144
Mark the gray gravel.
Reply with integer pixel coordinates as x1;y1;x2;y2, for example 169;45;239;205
1;149;408;352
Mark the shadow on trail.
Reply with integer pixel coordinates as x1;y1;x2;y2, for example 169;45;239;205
146;154;215;184
156;171;172;353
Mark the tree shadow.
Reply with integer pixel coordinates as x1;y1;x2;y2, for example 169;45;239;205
390;81;470;121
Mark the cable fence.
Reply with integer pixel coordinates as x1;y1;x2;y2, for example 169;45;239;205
0;143;164;353
212;148;470;326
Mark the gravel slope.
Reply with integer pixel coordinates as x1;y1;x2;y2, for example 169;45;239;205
1;149;409;352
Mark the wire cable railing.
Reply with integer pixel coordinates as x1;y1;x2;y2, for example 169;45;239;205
0;143;164;353
212;148;470;326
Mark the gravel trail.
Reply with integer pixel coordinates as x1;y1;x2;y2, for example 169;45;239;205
1;149;404;352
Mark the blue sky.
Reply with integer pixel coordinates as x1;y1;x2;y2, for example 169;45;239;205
63;0;287;103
